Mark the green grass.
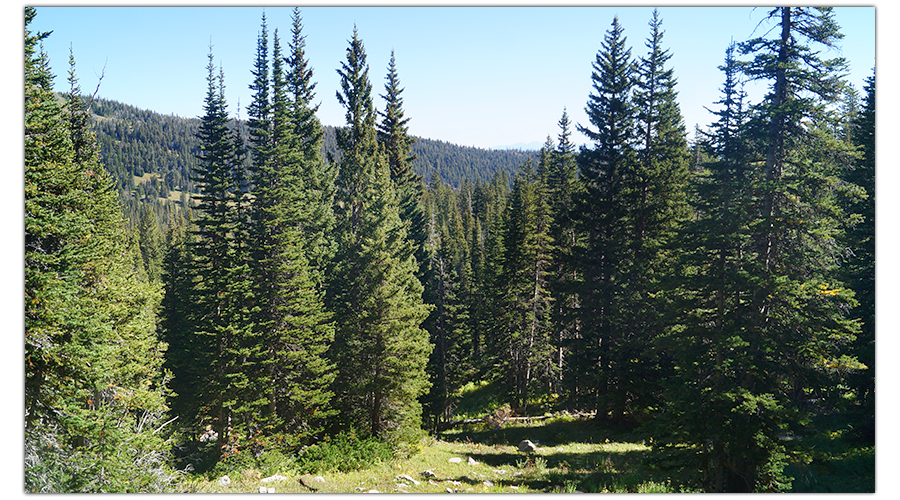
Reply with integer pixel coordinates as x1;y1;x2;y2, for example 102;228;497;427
172;413;873;493
176;415;691;493
171;384;874;493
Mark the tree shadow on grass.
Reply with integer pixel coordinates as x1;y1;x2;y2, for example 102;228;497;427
441;416;652;448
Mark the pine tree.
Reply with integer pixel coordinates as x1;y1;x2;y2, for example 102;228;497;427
842;72;875;444
328;28;433;442
498;162;556;412
573;16;638;423
377;51;428;273
245;16;336;449
26;9;170;490
188;46;253;454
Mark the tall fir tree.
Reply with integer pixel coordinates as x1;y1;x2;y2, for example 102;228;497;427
26;9;170;490
245;17;336;449
328;28;433;442
621;8;690;423
188;46;254;454
377;51;428;274
655;8;865;491
654;41;761;492
573;16;638;423
842;72;875;444
540;109;582;401
498;162;556;412
421;189;473;429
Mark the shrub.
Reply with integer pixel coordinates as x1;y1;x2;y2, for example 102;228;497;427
296;431;394;474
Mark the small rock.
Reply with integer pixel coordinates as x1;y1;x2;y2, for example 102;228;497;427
218;475;231;486
394;483;408;489
312;476;326;483
396;474;420;485
446;488;454;493
483;480;494;487
365;489;380;493
260;473;287;483
449;457;462;463
449;480;462;487
259;486;268;493
421;469;437;478
510;485;519;490
356;487;366;491
518;439;538;452
429;480;439;486
493;469;507;474
267;488;276;493
467;457;477;465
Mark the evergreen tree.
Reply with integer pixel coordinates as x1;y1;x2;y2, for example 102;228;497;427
286;7;337;281
469;173;510;377
842;72;875;444
498;163;556;412
328;28;433;442
159;209;201;429
654;41;760;492
658;9;864;492
573;16;638;423
377;51;428;274
421;190;472;428
137;204;165;283
188;46;252;454
26;9;170;490
245;17;336;449
620;9;690;423
540;109;582;400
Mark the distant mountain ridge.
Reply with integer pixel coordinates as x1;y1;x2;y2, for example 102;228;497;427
88;97;537;205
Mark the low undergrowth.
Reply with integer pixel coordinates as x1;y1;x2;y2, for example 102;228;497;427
171;385;874;493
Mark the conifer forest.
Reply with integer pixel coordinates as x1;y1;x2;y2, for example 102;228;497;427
24;7;875;493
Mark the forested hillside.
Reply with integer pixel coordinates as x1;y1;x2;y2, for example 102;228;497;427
88;96;536;229
25;7;874;494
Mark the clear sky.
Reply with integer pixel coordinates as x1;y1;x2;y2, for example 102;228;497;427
24;2;875;150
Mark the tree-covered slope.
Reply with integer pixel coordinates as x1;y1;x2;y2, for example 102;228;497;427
88;96;536;222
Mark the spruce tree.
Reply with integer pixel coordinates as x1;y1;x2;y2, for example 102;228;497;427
541;109;582;400
498;163;556;412
188;46;253;454
657;9;865;492
328;28;433;442
26;10;170;490
137;204;165;283
574;16;638;423
654;41;760;492
245;17;336;448
377;51;428;272
421;190;472;429
622;8;690;422
842;72;875;444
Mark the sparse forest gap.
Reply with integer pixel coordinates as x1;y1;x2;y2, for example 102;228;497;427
25;7;874;493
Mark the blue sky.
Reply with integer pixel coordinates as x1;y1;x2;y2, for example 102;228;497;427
24;3;875;150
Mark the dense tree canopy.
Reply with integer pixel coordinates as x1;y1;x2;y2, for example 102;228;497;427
25;7;873;494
